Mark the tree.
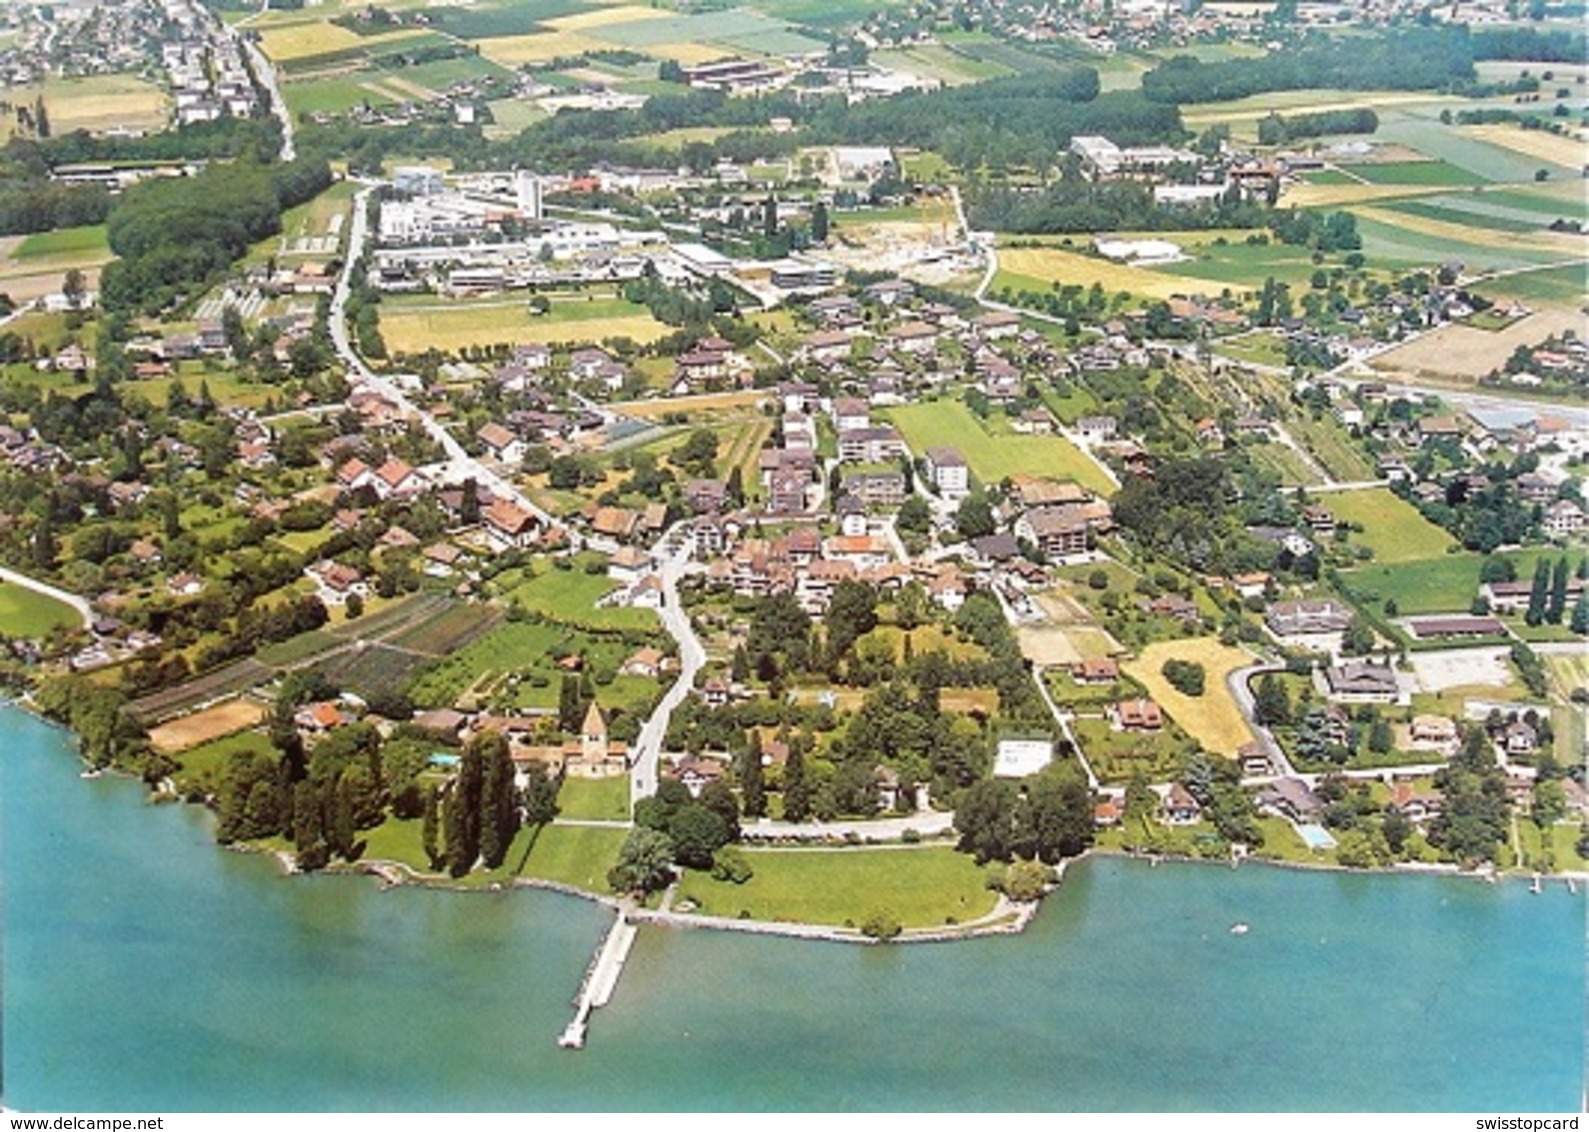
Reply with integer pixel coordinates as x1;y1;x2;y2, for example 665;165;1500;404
859;908;902;940
955;778;1017;863
477;730;518;869
710;845;754;883
1368;715;1394;754
782;742;810;822
740;733;767;819
825;579;878;663
1547;556;1569;625
763;193;778;239
558;674;584;734
1254;672;1292;727
811;200;829;243
1570;592;1589;636
1341;614;1375;656
62;268;85;311
668;803;730;869
1526;558;1551;626
954;491;996;540
1002;858;1054;902
1161;659;1205;696
421;785;442;869
521;762;560;827
608;827;675;894
896;495;931;535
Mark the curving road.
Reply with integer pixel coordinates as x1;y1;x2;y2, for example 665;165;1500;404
329;185;561;537
629;530;706;808
0;565;91;628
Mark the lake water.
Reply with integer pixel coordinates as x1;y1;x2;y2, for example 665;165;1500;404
3;706;1583;1111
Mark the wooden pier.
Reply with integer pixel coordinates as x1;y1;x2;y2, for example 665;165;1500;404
558;913;638;1050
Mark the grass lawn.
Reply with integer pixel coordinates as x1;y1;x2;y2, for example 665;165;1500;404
1340;549;1580;616
14;225;109;260
507;557;659;632
556;775;631;822
1515;820;1588;873
521;823;625;892
171;730;275;795
1322;487;1458;564
379;294;669;354
675;845;997;929
861;623;986;662
882;399;1114;496
1120;638;1258;756
0;581;81;637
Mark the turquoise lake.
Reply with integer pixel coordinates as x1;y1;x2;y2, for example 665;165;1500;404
3;706;1583;1111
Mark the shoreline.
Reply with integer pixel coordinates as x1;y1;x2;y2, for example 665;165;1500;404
21;696;1587;950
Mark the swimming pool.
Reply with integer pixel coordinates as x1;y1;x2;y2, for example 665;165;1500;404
1297;824;1338;850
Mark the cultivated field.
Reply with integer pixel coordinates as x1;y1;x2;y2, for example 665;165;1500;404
148;699;266;755
883;399;1116;496
1120;638;1257;756
258;21;428;61
0;74;170;140
1339;549;1580;616
1461;125;1588;171
379;295;669;353
996;244;1216;302
1371;308;1588;379
1322;487;1458;564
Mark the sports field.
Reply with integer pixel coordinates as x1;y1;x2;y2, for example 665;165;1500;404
1321;487;1458;564
148;699;267;755
1120;638;1257;757
883;399;1116;496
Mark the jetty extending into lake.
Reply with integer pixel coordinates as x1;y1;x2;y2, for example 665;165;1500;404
559;912;638;1049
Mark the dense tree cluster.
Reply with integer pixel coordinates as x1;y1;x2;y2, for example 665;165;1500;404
954;763;1094;864
1142;28;1477;104
1256;108;1378;145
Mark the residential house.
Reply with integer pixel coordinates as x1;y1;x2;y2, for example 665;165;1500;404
1113;698;1163;731
1162;783;1202;825
923;446;970;500
1321;660;1399;703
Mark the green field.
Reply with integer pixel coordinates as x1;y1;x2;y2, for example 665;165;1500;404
506;557;658;632
0;581;81;637
380;294;669;353
1384;199;1542;235
556;775;630;821
283;76;399;116
1471;263;1589;307
1339;548;1581;615
521;823;625;892
1322;487;1458;564
172;730;275;795
1341;161;1488;187
407;620;569;708
14;225;109;260
883;399;1115;496
674;845;997;929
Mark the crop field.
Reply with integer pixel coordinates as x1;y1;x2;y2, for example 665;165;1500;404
148;699;266;755
0;74;171;140
613;389;768;418
1374;115;1577;183
407;621;569;708
483;97;548;139
883;399;1115;496
259;20;428;62
1340;161;1487;187
1322;488;1458;564
0;582;82;637
385;601;500;655
675;846;997;929
995;244;1222;302
1119;638;1257;757
1351;213;1577;275
128;658;275;724
422;0;596;40
379;294;668;353
1339;549;1579;616
1371;308;1588;379
872;44;1010;86
1471;263;1589;308
1154;237;1340;292
1385;199;1542;235
1461;125;1588;171
314;643;431;701
1180;90;1458;134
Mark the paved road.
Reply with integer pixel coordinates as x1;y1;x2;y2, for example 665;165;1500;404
741;809;956;840
0;565;91;628
1031;665;1099;790
629;532;707;808
1227;662;1297;780
329;185;562;538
